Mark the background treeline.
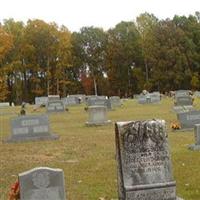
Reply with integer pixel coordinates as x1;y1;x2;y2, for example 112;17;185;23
0;12;200;104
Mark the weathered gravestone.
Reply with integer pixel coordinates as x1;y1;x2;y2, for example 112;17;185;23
177;110;200;130
175;90;190;97
62;96;79;106
5;114;59;143
19;167;66;200
46;100;65;113
188;124;200;151
35;97;48;106
115;119;182;200
86;106;111;126
87;98;112;110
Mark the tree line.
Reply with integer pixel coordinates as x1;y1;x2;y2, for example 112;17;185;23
0;12;200;104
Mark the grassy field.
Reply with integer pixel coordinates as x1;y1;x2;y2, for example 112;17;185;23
0;98;200;200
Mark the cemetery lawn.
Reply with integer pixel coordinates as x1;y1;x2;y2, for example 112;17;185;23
1;98;200;200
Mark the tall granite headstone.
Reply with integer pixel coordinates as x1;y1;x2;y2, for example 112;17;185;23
188;124;200;151
5;114;58;143
19;167;66;200
115;119;182;200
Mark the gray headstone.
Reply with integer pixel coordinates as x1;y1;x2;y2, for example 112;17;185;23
188;124;200;151
0;102;10;107
177;110;200;130
35;97;48;106
115;119;182;200
5;114;58;143
47;100;65;113
173;105;194;114
62;97;79;106
48;95;60;101
175;96;193;106
86;106;111;126
110;96;122;107
19;167;66;200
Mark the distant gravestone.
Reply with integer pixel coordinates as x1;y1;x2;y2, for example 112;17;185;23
115;119;182;200
175;96;193;106
0;102;10;107
177;110;200;130
138;93;161;104
86;106;111;126
19;167;66;200
173;105;194;114
189;124;200;151
35;97;48;106
48;95;60;101
62;97;79;106
110;96;122;107
47;100;65;113
194;91;200;98
5;115;58;143
175;90;190;97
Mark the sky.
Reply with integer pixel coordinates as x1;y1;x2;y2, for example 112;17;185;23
0;0;199;32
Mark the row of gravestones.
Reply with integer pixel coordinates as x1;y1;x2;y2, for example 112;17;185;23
35;95;122;111
15;119;184;200
5;106;112;142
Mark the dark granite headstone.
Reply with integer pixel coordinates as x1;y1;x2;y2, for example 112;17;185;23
47;100;65;113
5;114;58;143
177;110;200;130
19;167;66;200
188;124;200;151
115;119;182;200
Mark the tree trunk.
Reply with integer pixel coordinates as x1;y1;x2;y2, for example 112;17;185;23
93;77;98;96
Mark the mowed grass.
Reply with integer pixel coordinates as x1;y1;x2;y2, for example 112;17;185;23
0;98;200;200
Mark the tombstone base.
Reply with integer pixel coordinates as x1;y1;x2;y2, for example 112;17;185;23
86;120;111;126
188;144;200;151
4;134;59;143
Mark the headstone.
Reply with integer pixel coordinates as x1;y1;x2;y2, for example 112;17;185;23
115;119;182;200
194;91;200;98
19;167;66;200
177;110;200;130
62;96;79;106
35;97;48;106
173;105;194;114
47;100;65;113
188;124;200;150
5;114;58;143
175;96;193;106
138;92;161;104
48;95;60;101
86;106;111;126
0;102;10;107
175;90;190;97
110;96;122;107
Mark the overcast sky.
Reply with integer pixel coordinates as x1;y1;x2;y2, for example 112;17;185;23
0;0;199;31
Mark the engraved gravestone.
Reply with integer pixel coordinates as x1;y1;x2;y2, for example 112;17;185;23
175;96;193;106
47;100;65;113
188;124;200;150
0;102;10;107
19;167;66;200
5;114;58;142
115;119;182;200
177;110;200;130
86;106;111;126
